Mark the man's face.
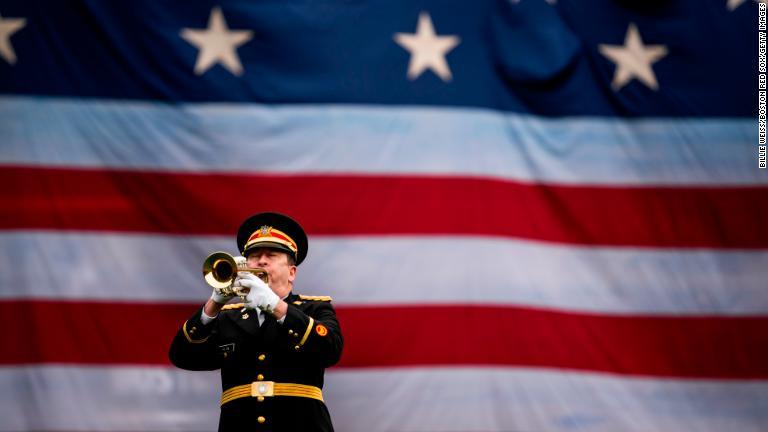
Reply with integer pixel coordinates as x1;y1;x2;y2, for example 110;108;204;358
245;247;296;296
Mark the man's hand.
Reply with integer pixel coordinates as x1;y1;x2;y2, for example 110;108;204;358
235;272;280;313
210;287;235;305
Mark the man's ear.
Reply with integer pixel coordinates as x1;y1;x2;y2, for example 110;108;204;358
288;265;297;282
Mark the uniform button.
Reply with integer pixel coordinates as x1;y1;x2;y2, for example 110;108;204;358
257;396;265;402
257;374;264;381
288;330;294;335
294;345;300;350
257;416;266;424
258;354;266;361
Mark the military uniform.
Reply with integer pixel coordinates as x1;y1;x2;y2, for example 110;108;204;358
169;212;343;431
169;293;342;431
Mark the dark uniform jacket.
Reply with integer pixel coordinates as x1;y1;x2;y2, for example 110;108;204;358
169;292;343;432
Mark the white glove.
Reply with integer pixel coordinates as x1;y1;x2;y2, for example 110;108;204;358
235;272;280;313
210;288;235;305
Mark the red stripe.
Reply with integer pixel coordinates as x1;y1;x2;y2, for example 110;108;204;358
2;300;766;379
1;166;767;248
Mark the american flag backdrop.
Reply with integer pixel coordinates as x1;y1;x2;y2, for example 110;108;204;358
1;0;767;431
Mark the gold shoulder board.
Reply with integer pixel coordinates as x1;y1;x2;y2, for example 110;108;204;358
298;295;333;302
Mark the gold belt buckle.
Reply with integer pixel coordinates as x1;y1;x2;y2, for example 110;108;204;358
251;381;275;397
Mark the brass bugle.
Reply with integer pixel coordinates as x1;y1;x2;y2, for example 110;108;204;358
202;251;269;298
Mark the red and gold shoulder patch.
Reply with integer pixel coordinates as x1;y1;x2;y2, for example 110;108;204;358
315;324;328;337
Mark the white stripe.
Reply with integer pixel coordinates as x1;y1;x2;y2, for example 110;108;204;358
1;366;765;432
324;368;768;432
1;231;766;315
0;366;219;431
0;96;761;185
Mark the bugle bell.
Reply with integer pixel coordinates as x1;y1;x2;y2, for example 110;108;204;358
202;251;269;298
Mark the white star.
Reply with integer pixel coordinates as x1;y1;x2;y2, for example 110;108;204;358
394;12;460;82
180;6;253;76
728;0;767;10
598;23;668;91
0;14;26;65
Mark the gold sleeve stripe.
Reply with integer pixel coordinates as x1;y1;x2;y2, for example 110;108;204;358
183;321;210;344
299;316;315;346
221;303;245;310
298;295;333;301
